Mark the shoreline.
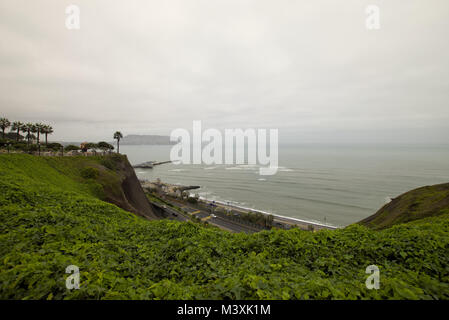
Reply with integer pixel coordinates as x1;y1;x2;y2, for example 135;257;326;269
140;178;339;230
200;197;340;230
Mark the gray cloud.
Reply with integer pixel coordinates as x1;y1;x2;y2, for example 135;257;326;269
0;0;448;143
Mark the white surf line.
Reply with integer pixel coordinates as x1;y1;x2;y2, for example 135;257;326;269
270;213;340;229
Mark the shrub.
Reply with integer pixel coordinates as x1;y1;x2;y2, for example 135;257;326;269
12;143;27;150
97;141;114;152
100;158;117;171
84;142;98;150
1;154;449;300
187;197;198;204
27;144;38;152
65;145;80;152
45;142;63;151
80;167;99;179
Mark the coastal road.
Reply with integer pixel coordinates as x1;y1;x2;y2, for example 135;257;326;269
207;215;259;233
151;202;190;222
159;198;261;233
150;195;336;233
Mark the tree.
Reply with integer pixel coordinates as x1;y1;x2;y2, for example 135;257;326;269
0;118;11;139
34;123;45;144
187;197;198;204
24;123;36;145
181;191;190;200
84;142;98;150
25;132;36;144
11;121;24;141
42;125;53;146
113;131;123;154
97;141;114;154
31;124;38;144
65;145;80;152
45;142;62;151
265;214;274;228
19;123;28;142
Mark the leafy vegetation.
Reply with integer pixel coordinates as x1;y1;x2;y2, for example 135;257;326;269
0;116;116;155
229;210;274;228
80;167;100;179
0;139;61;153
0;118;11;139
64;145;80;152
0;117;54;146
0;154;448;299
187;196;198;204
97;141;114;153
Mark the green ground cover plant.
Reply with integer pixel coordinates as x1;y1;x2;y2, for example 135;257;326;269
0;154;448;299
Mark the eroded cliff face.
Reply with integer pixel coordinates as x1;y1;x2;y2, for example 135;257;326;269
101;155;158;220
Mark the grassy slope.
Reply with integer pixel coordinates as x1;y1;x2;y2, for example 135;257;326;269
0;154;448;299
0;153;123;200
359;183;449;230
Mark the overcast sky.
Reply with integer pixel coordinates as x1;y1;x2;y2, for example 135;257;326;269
0;0;448;143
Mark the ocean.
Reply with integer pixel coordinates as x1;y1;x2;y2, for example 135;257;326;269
121;144;449;227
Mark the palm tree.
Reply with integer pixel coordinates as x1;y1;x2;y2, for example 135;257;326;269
0;118;11;139
11;121;23;141
26;132;36;143
30;124;38;144
24;123;35;145
35;123;45;144
20;123;28;142
113;131;123;154
42;125;53;146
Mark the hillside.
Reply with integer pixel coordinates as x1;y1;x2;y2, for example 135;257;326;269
0;154;448;299
0;154;157;220
359;183;449;230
